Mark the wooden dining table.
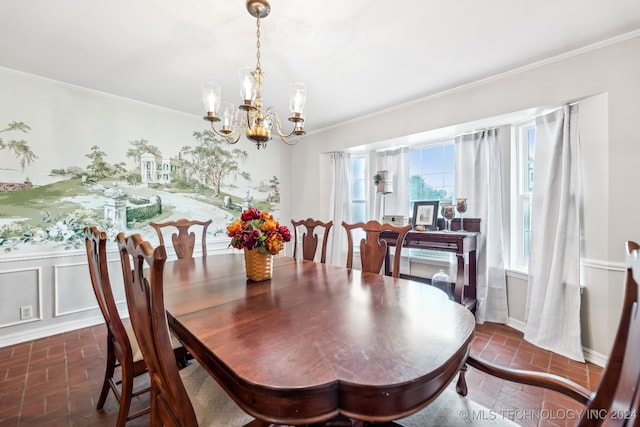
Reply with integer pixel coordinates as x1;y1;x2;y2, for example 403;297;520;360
163;253;476;425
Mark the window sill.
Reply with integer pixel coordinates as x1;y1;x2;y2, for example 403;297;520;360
505;268;528;281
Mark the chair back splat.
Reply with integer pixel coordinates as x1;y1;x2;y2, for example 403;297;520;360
150;218;212;259
84;227;150;426
465;241;640;427
342;220;411;278
291;218;333;263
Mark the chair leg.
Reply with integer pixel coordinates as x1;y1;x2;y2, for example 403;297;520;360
116;363;134;427
456;364;468;396
97;340;116;409
174;347;190;369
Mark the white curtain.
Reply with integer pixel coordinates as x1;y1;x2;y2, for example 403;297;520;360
455;129;509;324
326;152;351;266
524;105;584;362
373;147;410;220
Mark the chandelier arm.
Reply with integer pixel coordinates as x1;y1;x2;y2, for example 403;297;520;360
225;133;241;144
279;134;300;145
276;116;300;145
209;122;241;144
272;109;295;137
275;124;297;139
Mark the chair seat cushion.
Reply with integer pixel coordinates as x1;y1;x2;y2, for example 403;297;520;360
179;362;254;426
124;325;183;363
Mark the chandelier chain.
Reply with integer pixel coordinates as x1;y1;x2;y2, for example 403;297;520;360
255;15;261;71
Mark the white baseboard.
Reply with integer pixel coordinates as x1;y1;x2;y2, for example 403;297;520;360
507;317;526;332
582;347;607;367
0;316;104;348
506;317;606;367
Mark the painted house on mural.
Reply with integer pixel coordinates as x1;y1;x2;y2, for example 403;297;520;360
140;152;181;185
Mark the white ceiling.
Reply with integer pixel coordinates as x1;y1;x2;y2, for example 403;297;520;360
1;0;639;133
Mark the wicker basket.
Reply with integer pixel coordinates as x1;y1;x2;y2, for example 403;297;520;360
243;248;273;281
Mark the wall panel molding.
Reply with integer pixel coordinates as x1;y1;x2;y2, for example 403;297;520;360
0;266;42;328
53;261;98;317
582;258;625;272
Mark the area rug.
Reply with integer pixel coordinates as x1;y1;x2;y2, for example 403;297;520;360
186;362;517;426
395;385;518;426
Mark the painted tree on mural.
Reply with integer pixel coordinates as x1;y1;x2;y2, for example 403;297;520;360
126;139;161;166
268;175;281;202
180;130;250;198
85;145;112;179
0;121;37;172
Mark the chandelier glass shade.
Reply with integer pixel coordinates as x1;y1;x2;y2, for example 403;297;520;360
202;0;307;149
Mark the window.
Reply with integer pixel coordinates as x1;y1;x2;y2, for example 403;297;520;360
349;155;367;223
409;143;455;215
511;123;535;270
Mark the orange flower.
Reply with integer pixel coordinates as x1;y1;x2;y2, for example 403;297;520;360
261;219;277;233
265;233;284;254
226;220;244;237
260;211;273;221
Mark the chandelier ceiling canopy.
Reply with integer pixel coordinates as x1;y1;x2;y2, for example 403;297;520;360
202;0;307;149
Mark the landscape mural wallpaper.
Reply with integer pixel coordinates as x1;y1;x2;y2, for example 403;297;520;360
0;69;284;256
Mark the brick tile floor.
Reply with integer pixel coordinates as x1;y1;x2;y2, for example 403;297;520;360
0;322;603;426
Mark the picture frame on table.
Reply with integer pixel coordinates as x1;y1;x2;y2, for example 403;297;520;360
411;201;439;231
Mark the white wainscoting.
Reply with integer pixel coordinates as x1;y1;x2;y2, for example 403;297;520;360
54;261;98;317
0;266;43;328
0;239;235;348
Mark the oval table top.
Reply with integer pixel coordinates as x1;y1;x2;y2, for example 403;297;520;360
163;253;475;425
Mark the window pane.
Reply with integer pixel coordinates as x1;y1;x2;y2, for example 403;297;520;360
352;202;366;223
422;154;442;172
408;143;455;216
522;196;532;265
443;172;454;186
423;174;444;188
351;179;365;200
351;157;365;177
512;122;535;271
443;144;454;166
526;130;535;192
409;151;422;175
350;156;367;221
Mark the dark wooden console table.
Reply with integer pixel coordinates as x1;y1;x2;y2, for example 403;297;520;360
381;218;480;312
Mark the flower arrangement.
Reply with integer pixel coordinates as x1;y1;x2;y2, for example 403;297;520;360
227;208;291;255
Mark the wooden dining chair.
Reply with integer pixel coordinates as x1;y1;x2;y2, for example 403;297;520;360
342;220;412;278
116;232;257;427
458;240;640;427
84;226;151;426
291;218;333;263
149;218;212;259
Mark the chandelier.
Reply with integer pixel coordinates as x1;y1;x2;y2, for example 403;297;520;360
202;0;307;149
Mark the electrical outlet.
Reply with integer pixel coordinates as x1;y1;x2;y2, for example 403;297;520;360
20;305;33;320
